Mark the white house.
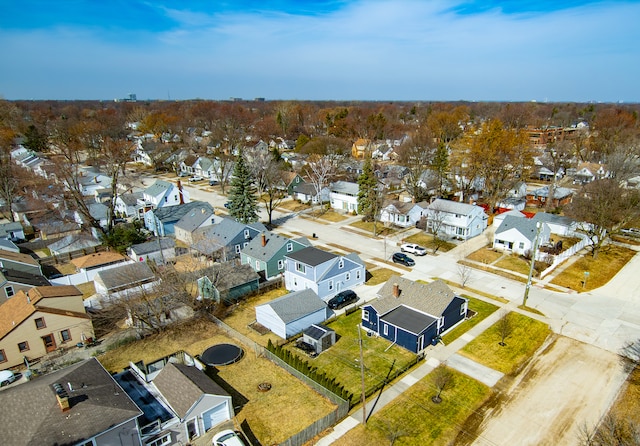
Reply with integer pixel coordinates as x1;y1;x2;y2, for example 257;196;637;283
425;199;488;240
380;200;416;228
142;180;190;209
255;289;329;339
0;221;25;241
92;262;159;307
493;215;551;255
330;181;359;213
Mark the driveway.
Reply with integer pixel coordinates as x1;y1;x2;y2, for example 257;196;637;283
462;336;627;446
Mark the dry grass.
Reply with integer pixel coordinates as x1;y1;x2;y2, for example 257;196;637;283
550;245;636;291
97;317;335;445
306;208;349;222
607;367;640;426
365;267;397;286
402;232;456;253
278;200;311;212
349;220;397;237
467;248;503;264
495;255;531;275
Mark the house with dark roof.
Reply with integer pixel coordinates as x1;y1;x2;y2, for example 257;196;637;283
0;357;143;446
0;268;50;304
0;249;43;276
493;215;551;255
283;246;365;300
240;231;311;280
191;218;266;261
424;198;488;240
144;201;212;237
0;285;94;369
150;362;234;441
361;277;468;354
93;262;159;305
255;289;329;339
129;237;176;264
174;203;220;245
291;182;330;204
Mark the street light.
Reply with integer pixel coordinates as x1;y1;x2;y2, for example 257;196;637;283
523;221;543;307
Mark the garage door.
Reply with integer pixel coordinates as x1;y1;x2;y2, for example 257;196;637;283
203;401;229;431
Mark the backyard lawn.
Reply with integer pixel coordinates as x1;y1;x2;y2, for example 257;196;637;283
441;297;500;345
97;317;336;445
284;311;418;404
365;266;397;286
459;312;551;375
335;367;491;446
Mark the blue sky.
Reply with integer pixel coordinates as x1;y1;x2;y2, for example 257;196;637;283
1;1;638;102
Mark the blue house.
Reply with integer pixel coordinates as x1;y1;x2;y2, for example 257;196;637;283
361;277;468;354
283;246;365;301
144;201;213;237
191;218;266;261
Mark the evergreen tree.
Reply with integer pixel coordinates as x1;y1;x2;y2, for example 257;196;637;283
357;156;379;222
228;150;259;224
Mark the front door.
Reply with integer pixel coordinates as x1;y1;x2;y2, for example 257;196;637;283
417;335;424;352
42;334;56;352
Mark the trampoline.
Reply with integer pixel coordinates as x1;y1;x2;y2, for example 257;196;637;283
201;343;244;366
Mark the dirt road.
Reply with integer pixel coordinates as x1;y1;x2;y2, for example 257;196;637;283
463;336;627;446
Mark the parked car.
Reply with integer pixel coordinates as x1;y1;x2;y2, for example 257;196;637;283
189;175;204;182
212;430;247;446
178;171;190;177
224;201;231;209
328;289;358;309
392;252;415;267
209;179;219;186
0;370;18;387
401;243;427;256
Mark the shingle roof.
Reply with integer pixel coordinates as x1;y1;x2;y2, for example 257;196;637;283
0;221;23;238
330;181;359;196
380;305;437;335
531;212;575;227
0;269;50;287
384;200;415;214
152;201;210;223
210;262;260;290
372;276;458;318
71;251;126;269
173;203;215;233
428;198;480;216
261;289;327;323
153;363;229;419
0;249;40;266
117;191;143;206
285;246;337;266
94;262;156;291
495;215;539;242
144;179;173;197
0;358;142;446
241;231;310;262
130;238;176;256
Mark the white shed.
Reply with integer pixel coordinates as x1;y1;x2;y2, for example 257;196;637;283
255;289;328;339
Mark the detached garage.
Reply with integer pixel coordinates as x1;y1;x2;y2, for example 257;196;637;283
255;289;329;339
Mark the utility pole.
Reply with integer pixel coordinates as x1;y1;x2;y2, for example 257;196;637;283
523;221;543;307
358;324;366;424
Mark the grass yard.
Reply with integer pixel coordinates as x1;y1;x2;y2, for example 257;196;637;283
551;245;636;292
365;267;396;286
97;317;335;445
459;312;551;375
76;281;96;298
607;366;640;427
466;248;503;264
495;254;531;276
441;297;500;345
335;367;491;446
286;311;418;404
277;200;310;212
403;232;456;253
349;220;397;237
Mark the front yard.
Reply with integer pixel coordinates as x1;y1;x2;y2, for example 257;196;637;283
402;232;457;253
441;296;500;345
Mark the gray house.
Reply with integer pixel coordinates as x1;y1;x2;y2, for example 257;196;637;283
129;238;176;264
0;250;43;276
255;289;329;339
0;268;50;304
144;201;212;237
191;218;266;261
174;204;221;245
0;221;25;241
240;232;311;280
493;215;551;256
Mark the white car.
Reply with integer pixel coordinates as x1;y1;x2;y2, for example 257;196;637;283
212;430;247;446
400;243;427;256
0;370;18;387
189;175;204;182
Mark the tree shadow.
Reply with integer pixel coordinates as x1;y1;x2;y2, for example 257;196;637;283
205;366;249;414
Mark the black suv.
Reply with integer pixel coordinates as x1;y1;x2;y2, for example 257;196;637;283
392;252;415;267
328;290;358;309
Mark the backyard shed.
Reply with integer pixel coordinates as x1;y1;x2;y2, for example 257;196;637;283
301;324;336;354
255;289;328;339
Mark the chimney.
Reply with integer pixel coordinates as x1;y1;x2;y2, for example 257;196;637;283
393;283;400;298
53;383;70;412
261;232;267;247
177;180;184;204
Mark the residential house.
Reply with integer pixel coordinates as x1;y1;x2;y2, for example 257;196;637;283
531;212;578;236
572;162;609;185
0;250;43;276
0;239;20;253
150;362;235;441
114;191;144;219
255;289;329;339
48;232;102;256
492;209;529;228
92;262;159;306
144;201;213;237
0;285;94;369
240;231;311;280
496;181;528;210
330;181;359;214
71;251;128;273
283;246;365;301
142;180;190;210
526;186;574;208
408;201;430;228
196;262;260;304
380;200;417;228
0;358;142;446
0;221;25;241
129;238;176;264
424;199;488;240
292;182;330;204
351;138;372;159
282;172;306;195
26;209;81;240
77;168;113;196
74;202;110;230
361;277;468;354
493;215;551;255
191;156;215;179
191;218;266;261
174;203;220;245
0;269;50;305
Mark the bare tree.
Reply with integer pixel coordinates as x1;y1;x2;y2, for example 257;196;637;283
305;154;338;211
621;338;640;372
425;207;448;253
431;364;454;403
457;257;472;288
498;311;512;346
578;414;640;446
378;419;415;446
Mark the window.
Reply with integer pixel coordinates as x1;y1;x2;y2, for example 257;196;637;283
383;324;388;336
174;195;178;201
328;280;334;291
60;329;71;343
356;270;361;280
0;349;6;363
296;262;306;273
345;273;351;281
18;341;29;352
164;196;168;203
286;243;293;252
235;245;241;254
255;260;260;270
5;286;14;298
146;433;172;446
338;259;344;269
362;309;369;321
35;317;46;329
519;242;525;249
277;260;284;270
244;229;250;239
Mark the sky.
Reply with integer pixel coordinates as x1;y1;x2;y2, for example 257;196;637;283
0;0;638;102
